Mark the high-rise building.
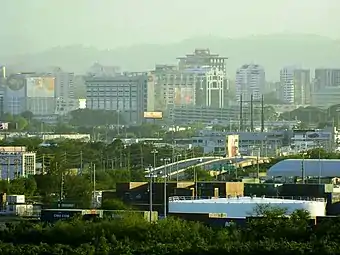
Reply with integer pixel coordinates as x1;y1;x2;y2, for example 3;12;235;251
154;49;228;113
51;70;76;115
177;48;227;74
311;69;340;108
85;72;148;124
88;63;121;77
4;73;57;115
314;69;340;91
235;64;265;102
0;66;5;79
4;74;27;115
279;67;310;105
153;65;201;112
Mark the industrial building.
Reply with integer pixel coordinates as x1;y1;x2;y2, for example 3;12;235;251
168;196;326;218
267;159;340;179
0;146;36;180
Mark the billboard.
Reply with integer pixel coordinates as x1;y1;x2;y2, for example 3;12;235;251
226;135;239;158
144;112;163;119
174;88;194;105
26;77;55;98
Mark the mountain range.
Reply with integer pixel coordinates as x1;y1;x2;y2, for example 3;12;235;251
1;34;340;80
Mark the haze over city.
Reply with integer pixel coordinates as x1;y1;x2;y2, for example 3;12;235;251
1;2;340;252
0;0;339;79
2;0;340;53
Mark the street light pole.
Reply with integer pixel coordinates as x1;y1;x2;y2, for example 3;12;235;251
145;165;154;222
151;149;158;169
256;149;260;179
318;143;322;184
176;154;181;182
161;158;170;218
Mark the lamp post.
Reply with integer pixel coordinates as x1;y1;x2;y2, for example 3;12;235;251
256;148;260;179
161;158;171;218
318;142;322;184
145;165;157;222
151;149;158;169
176;154;181;182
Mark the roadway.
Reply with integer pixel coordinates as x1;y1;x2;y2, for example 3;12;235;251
145;156;270;178
146;157;220;174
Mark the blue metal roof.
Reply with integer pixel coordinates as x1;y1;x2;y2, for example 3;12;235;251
267;159;340;178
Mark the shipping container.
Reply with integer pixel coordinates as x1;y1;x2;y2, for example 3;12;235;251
168;213;246;228
279;184;332;198
7;204;34;216
40;209;83;222
177;182;194;189
103;210;158;222
316;216;340;225
244;184;279;197
7;195;25;204
225;182;244;197
40;209;103;223
172;188;193;197
207;218;247;228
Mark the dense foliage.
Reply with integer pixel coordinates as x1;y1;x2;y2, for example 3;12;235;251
0;210;339;254
0;138;203;207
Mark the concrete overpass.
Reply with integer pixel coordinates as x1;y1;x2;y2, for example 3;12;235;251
146;156;270;179
145;157;220;174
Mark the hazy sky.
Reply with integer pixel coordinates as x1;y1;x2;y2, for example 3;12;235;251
1;0;339;54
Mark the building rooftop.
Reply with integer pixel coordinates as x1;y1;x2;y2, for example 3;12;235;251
169;196;324;204
267;159;340;178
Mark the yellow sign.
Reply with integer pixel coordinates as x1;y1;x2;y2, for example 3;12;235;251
209;213;227;218
144;111;163;119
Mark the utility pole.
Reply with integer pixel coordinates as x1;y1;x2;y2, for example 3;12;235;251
161;158;170;218
93;164;96;208
239;94;243;131
250;94;254;132
140;144;144;170
7;158;10;183
301;153;305;184
117;110;120;136
42;154;45;175
148;165;153;222
151;149;158;169
80;151;83;175
14;159;19;179
261;95;265;132
164;162;167;218
58;162;64;208
257;149;260;179
318;144;322;184
195;168;198;199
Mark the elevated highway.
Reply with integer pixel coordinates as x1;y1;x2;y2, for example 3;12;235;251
146;156;271;178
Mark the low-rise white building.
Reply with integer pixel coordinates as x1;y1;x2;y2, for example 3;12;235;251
291;128;338;152
192;130;286;156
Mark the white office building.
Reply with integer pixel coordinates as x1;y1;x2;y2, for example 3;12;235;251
291;128;338;152
279;67;310;105
236;64;265;102
192;130;285;156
